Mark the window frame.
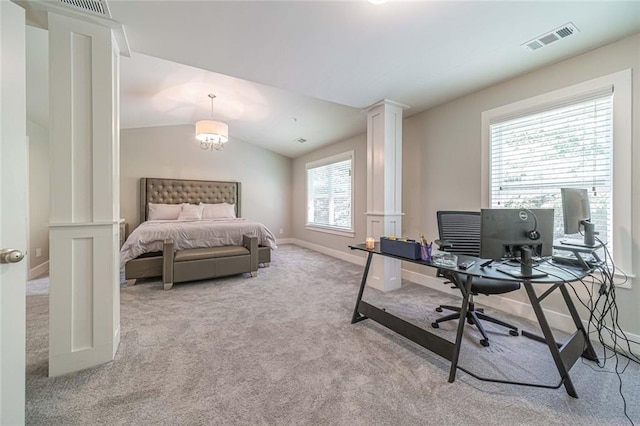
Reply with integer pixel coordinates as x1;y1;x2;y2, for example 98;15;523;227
481;69;632;278
305;150;355;237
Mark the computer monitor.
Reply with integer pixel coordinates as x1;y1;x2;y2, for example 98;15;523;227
480;208;555;262
561;188;596;247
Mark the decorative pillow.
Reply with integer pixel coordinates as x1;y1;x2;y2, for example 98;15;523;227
178;203;203;220
200;202;236;219
148;203;182;220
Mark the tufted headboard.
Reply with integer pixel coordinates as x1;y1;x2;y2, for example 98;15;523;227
139;178;241;223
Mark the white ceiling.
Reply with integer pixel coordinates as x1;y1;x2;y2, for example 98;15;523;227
118;52;365;157
26;1;640;158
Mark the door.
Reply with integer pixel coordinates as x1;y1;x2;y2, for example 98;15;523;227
0;1;27;424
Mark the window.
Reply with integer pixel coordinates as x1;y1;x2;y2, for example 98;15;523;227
306;151;354;236
481;70;632;276
489;92;613;244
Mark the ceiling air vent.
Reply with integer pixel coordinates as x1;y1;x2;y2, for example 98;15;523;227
294;138;308;144
522;22;579;51
57;0;111;18
525;40;544;51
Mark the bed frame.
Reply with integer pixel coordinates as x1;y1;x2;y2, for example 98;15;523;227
125;177;272;281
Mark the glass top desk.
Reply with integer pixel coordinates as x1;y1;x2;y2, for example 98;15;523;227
349;242;598;398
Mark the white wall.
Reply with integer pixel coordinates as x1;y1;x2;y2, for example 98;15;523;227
26;119;49;277
403;34;640;334
25;24;50;279
120;125;292;238
293;34;640;337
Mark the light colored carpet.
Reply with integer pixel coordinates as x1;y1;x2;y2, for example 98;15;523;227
26;244;639;425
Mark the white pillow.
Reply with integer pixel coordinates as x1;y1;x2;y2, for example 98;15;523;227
200;202;236;219
148;203;182;220
178;203;203;220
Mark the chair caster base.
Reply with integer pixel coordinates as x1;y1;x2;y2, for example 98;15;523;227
435;307;443;312
480;339;490;347
431;322;440;328
509;329;519;336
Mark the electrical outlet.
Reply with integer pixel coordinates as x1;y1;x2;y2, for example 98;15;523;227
35;248;42;258
279;228;283;235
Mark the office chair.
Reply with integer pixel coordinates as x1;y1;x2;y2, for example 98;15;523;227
432;211;520;347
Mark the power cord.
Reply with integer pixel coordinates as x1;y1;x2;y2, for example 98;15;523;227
542;239;637;425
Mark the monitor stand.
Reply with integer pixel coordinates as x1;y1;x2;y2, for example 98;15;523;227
520;247;534;277
559;221;598;248
497;246;548;279
582;221;596;247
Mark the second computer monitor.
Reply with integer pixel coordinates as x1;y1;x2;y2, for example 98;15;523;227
480;208;554;261
561;188;591;235
560;187;598;247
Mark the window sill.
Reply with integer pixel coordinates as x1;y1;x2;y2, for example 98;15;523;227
607;270;632;289
306;225;355;238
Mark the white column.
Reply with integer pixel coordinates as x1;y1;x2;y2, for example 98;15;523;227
364;99;408;292
48;13;121;376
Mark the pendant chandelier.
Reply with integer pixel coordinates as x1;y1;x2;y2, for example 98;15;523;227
195;93;229;151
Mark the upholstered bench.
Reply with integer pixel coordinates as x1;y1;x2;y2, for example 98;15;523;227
162;234;258;290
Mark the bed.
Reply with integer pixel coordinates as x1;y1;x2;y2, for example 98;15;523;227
122;177;275;282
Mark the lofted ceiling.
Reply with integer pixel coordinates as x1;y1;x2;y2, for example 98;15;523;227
26;1;640;158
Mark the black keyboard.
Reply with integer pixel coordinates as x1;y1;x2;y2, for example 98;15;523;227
552;254;599;268
558;239;599;249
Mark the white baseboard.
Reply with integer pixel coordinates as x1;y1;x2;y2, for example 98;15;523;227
290;239;366;267
291;239;640;357
29;261;49;280
276;238;295;245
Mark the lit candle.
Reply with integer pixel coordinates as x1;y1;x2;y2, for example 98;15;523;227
365;238;375;249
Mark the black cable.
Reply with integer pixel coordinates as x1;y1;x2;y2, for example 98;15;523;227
593;240;639;362
519;251;637;359
540;246;637;425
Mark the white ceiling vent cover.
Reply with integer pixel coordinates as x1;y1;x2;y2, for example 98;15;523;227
522;22;579;51
57;0;111;18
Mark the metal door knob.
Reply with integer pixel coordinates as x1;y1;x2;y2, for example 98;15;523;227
0;249;25;264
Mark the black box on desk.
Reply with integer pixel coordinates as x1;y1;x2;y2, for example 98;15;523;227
379;237;421;260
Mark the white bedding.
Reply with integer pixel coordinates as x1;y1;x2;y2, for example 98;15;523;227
120;218;277;264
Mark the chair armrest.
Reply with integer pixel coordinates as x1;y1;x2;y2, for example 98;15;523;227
162;239;175;290
243;234;259;275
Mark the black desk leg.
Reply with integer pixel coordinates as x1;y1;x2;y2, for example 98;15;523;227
448;274;472;383
558;284;599;362
351;252;374;324
523;282;578;398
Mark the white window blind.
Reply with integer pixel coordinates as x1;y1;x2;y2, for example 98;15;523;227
489;91;613;244
306;152;353;232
